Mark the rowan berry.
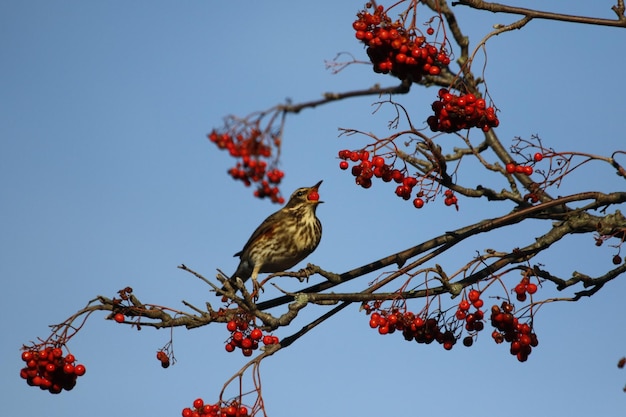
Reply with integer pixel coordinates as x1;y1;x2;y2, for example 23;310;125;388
468;289;481;303
506;162;516;174
413;197;425;208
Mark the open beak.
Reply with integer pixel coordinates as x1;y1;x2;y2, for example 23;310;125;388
311;180;323;204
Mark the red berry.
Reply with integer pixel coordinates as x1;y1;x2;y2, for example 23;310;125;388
114;313;124;323
74;364;86;376
193;398;204;410
523;165;533;175
526;283;538;294
533;152;543;162
250;328;263;340
339;161;349;170
505;162;516;174
413;197;425;208
262;335;274;345
426;27;435;35
352;21;366;31
403;176;418;188
391;169;404;183
226;320;237;332
468;289;481;303
225;342;235;353
428;66;441;75
307;190;320;201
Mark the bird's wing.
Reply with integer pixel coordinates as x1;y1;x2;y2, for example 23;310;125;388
233;210;281;258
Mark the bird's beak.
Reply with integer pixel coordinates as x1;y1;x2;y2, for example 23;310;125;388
312;180;323;203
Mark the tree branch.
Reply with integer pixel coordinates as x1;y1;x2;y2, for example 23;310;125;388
452;0;626;28
279;79;412;114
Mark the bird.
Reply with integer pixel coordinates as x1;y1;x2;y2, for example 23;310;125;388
226;180;324;293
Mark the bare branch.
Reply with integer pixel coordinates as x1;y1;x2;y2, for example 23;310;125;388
452;0;626;28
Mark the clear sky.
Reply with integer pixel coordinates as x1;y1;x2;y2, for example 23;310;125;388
2;1;625;416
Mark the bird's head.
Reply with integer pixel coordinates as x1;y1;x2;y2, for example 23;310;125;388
285;180;323;208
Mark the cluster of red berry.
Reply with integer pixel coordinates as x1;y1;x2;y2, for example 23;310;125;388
182;398;249;417
156;350;170;368
443;189;458;209
513;275;538;302
505;162;533;176
337;149;461;210
338;149;430;209
338;149;401;189
208;129;285;204
428;89;499;133
367;308;459;350
19;346;86;394
251;172;284;203
353;4;450;81
454;290;486;347
224;319;279;357
490;301;538;362
506;152;545;178
364;287;542;361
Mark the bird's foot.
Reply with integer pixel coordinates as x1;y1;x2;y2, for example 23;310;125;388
250;279;264;300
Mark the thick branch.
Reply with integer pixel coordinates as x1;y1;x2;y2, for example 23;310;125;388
257;192;626;310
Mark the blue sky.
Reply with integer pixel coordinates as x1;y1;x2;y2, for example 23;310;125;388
2;1;625;416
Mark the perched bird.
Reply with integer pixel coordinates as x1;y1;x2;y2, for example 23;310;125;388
227;180;324;292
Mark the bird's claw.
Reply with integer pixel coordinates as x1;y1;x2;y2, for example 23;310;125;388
250;279;264;300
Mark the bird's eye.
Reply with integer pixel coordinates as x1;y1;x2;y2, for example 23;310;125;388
296;190;306;197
